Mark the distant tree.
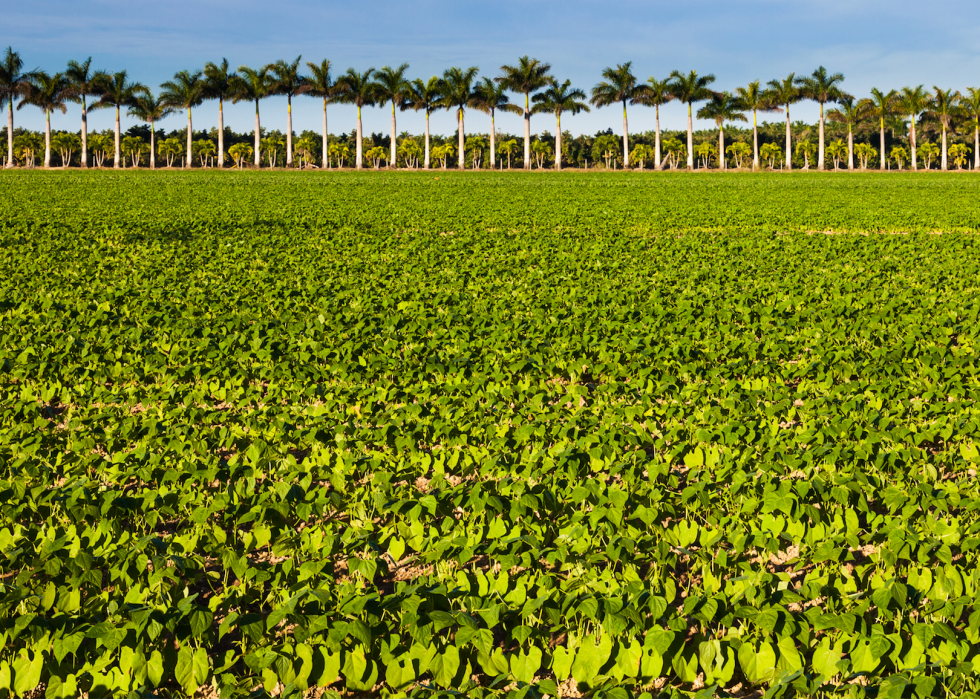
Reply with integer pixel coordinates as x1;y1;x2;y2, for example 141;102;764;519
918;141;939;170
497;138;517;169
532;79;589;170
439;66;479;170
765;74;800;171
496;56;552;169
470;77;519;169
760;141;782;169
373;63;411;168
228;142;252;168
633;76;673;169
65;57;99;167
890;145;909;170
827;96;866;169
736;80;778;170
530;139;551;169
796;66;846;169
592;133;620;169
334;67;377;170
853;142;878;170
695;141;716;169
404;77;443;169
159;70;205;169
0;47;38;168
230;66;272;167
894;85;932;170
725;141;751;169
795;139;816;170
697;92;747;170
629;143;654;170
949;142;971;170
669;70;716;169
926;87;961;171
158;136;184;167
51;131;80;167
962;88;980;170
128;93;173;169
121;135;147;167
88;132;113;167
266;56;305;166
859;88;896;171
303;60;336;168
590;62;649;168
203;59;236;167
825;139;847;170
18;70;69;167
192;138;216;167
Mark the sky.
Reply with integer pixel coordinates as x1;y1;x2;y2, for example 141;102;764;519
7;0;980;139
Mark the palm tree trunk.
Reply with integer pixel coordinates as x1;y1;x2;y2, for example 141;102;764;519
254;102;261;167
817;103;825;170
655;105;662;171
523;94;531;170
458;109;465;170
622;102;629;169
975;123;979;170
752;110;759;171
355;105;363;170
80;96;88;168
847;127;854;170
150;122;156;169
284;97;293;167
424;111;430;169
6;97;13;168
114;105;121;169
785;108;792;171
911;119;917;171
880;120;886;170
186;107;193;169
941;127;948;171
718;125;724;171
321;97;328;169
390;102;397;169
555;113;562;171
686;103;694;170
490;112;496;169
44;109;51;168
218;99;225;168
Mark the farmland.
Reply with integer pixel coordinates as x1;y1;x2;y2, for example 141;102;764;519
3;171;980;699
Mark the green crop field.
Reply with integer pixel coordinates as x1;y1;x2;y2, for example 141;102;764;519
4;171;980;699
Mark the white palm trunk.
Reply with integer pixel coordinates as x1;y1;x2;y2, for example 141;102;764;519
150;122;156;169
784;108;792;171
81;96;88;168
389;102;397;168
622;103;629;169
321;97;328;169
555;112;562;171
847;127;854;170
186;107;193;169
286;97;293;167
114;105;121;169
6;98;13;168
975;123;979;170
355;105;363;170
218;99;225;168
752;111;759;171
523;94;531;169
910;118;917;171
817;104;825;170
655;106;662;171
718;124;725;171
686;104;694;169
44;109;51;168
941;127;948;171
880;120;886;170
253;103;261;167
458;109;465;170
490;112;496;169
424;111;430;169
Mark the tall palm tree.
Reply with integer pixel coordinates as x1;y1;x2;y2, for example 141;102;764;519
927;87;961;171
590;62;649;169
230;66;272;167
373;63;411;168
697;92;747;170
160;70;205;169
962;88;980;170
532;79;589;171
65;57;99;168
470;77;519;169
796;67;846;170
826;97;865;170
765;74;800;171
859;88;896;171
267;56;305;167
203;59;236;168
91;70;148;168
19;71;69;167
404;76;443;169
128;93;174;169
303;60;336;168
334;67;377;170
440;66;479;170
496;56;552;169
895;85;932;171
633;76;673;170
668;70;716;170
0;47;39;168
735;80;777;170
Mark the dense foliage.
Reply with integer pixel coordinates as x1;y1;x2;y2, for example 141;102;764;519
3;172;980;699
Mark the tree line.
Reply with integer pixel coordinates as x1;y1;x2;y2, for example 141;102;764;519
3;46;979;172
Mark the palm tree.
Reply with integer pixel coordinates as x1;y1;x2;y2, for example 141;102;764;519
203;59;236;168
18;71;69;167
128;93;174;169
826;97;865;170
440;66;479;170
962;88;980;170
267;56;305;167
668;70;716;169
735;81;777;170
304;60;336;168
859;88;896;171
927;87;961;171
697;92;747;170
91;70;149;168
532;79;589;171
230;66;272;167
373;63;411;168
334;68;377;170
895;85;932;170
65;57;100;168
633;76;673;170
470;77;519;169
496;56;552;169
160;70;205;169
765;74;800;171
590;62;649;169
404;77;443;169
796;67;846;170
0;47;39;168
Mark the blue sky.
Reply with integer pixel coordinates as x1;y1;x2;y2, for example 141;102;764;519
8;0;980;138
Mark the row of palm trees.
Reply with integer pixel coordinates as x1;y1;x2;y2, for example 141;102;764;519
4;45;979;172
